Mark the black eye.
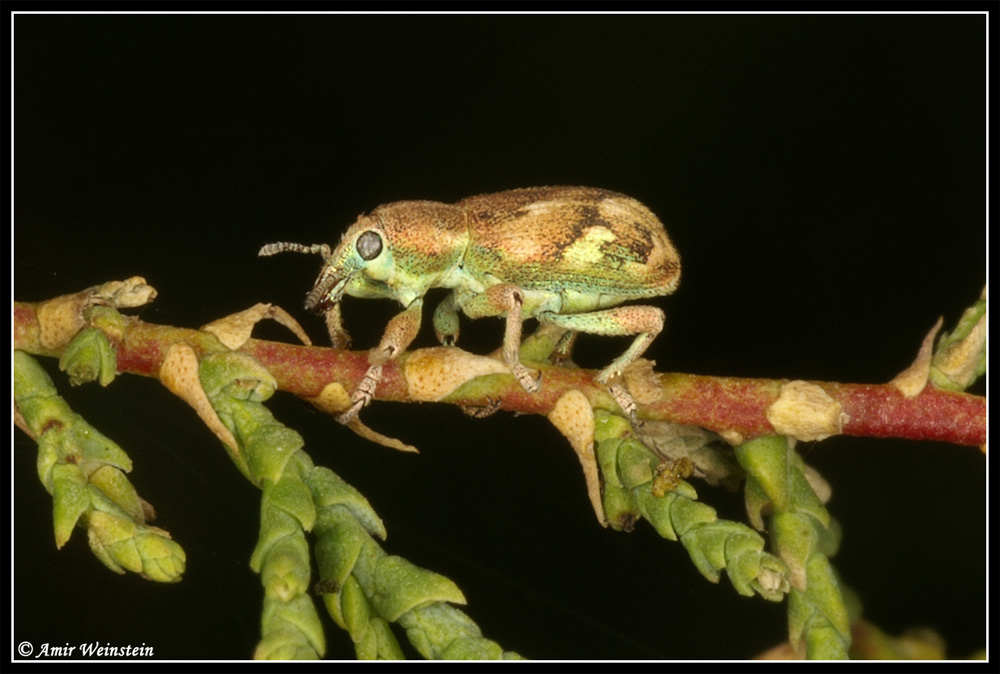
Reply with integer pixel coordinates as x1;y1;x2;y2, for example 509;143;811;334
356;231;383;260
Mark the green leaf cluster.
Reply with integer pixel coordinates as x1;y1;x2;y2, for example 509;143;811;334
594;410;790;602
14;349;185;582
736;436;850;659
198;350;521;659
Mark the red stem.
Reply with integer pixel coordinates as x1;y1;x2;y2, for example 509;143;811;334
13;303;986;448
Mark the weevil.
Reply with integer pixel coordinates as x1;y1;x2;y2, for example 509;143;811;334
259;186;681;423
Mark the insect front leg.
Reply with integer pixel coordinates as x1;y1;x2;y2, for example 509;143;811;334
322;302;351;349
337;298;424;424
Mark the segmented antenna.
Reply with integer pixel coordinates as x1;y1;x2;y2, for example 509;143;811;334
258;242;333;263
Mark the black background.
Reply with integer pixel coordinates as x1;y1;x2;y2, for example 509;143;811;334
13;11;987;661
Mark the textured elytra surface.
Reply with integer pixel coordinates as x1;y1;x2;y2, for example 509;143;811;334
458;187;680;295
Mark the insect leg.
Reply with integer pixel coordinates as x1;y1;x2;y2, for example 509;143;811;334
538;305;664;383
323;302;351;349
551;329;580;366
337;298;424;424
432;291;461;345
459;284;541;392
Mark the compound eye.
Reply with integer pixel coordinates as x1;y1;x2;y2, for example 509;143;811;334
356;231;383;261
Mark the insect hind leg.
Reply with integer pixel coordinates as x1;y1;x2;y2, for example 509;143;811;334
538;305;664;384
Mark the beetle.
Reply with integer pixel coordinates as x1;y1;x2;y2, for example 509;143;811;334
259;186;681;423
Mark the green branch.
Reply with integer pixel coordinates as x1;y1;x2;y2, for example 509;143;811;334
196;349;521;659
14;350;185;582
595;410;790;601
736;435;850;659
